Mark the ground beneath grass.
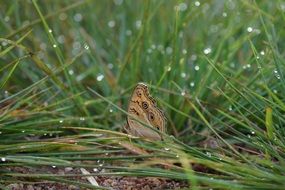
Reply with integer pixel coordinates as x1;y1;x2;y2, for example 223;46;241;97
4;166;188;190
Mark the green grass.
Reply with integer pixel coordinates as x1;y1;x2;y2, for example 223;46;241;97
1;0;285;189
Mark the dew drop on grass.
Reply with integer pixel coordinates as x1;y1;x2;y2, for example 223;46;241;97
260;50;265;55
126;30;132;36
52;165;56;168
194;1;200;7
93;168;99;172
164;147;170;151
181;72;186;78
114;0;123;5
203;47;212;55
194;65;200;71
182;49;187;54
206;152;212;157
247;27;253;33
0;131;2;134
99;164;104;167
190;82;195;87
84;44;89;50
109;109;113;113
53;44;57;48
273;89;277;94
105;153;109;156
79;117;85;121
48;29;52;33
251;131;255;135
108;20;115;28
177;3;187;12
73;13;83;22
228;105;232;111
59;13;67;20
247;134;251;138
59;120;63;123
167;66;172;72
222;12;227;17
166;47;173;54
181;91;186;96
22;130;25;133
1;157;6;162
4;16;10;22
176;155;179;158
135;20;142;29
247;64;251;68
68;70;74;75
96;74;104;81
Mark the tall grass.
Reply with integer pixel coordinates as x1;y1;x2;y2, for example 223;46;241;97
0;0;285;189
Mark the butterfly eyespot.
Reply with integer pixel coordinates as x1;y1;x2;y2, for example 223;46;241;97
148;112;155;121
142;101;149;109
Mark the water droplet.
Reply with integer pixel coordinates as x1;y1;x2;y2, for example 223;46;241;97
4;16;10;22
260;50;265;55
203;48;212;55
177;3;188;11
93;168;99;172
194;1;200;7
53;44;57;48
84;44;89;50
190;82;195;87
108;63;114;69
194;65;200;71
206;152;212;157
247;134;251;138
109;109;113;113
57;35;65;44
276;75;281;79
126;30;132;36
48;29;52;33
108;20;116;28
96;74;104;81
73;13;83;22
59;120;63;123
114;0;123;5
80;117;85;121
52;165;56;168
181;72;186;78
274;70;278;74
247;27;253;33
182;49;187;55
105;153;109;156
1;157;6;162
59;13;67;21
99;164;103;167
222;12;227;17
247;64;251;68
68;70;74;75
251;131;255;135
0;131;2;134
135;20;142;29
181;91;186;96
176;155;179;158
273;89;277;94
22;130;25;133
166;47;173;54
228;105;232;111
210;177;214;180
164;147;170;151
167;66;172;72
256;56;260;59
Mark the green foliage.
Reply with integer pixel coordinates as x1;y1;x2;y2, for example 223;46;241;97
0;0;285;189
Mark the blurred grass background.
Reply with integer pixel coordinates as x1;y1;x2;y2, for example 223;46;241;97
0;0;285;189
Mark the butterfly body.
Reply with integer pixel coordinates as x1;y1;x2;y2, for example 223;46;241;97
124;83;166;141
